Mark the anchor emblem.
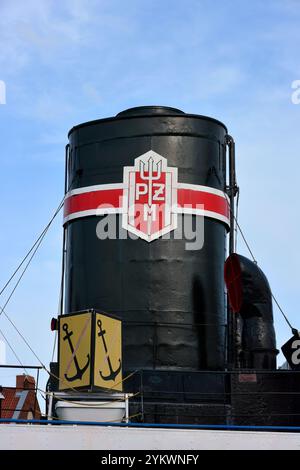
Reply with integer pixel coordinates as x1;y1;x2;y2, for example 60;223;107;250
62;323;90;382
97;319;122;381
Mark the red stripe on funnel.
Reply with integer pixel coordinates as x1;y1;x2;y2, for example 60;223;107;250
177;188;230;219
63;185;230;226
64;189;123;218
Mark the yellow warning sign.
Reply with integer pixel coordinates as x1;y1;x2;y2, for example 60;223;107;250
58;312;92;390
94;312;122;391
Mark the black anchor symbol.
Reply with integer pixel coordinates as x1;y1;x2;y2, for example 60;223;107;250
97;319;122;382
62;323;90;382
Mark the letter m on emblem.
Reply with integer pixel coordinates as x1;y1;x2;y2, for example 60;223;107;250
122;151;178;242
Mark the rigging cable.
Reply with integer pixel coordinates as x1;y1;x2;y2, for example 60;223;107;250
0;302;138;394
0;326;30;378
0;162;294;397
234;187;240;253
0;203;63;314
0;168;78;302
232;202;294;332
0;197;65;300
0;306;47;369
0;184;71;380
0;174;140;400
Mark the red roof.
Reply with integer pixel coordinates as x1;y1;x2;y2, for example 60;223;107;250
1;374;41;420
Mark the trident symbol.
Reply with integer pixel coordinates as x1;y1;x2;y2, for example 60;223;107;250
97;319;122;382
62;323;90;382
139;156;162;206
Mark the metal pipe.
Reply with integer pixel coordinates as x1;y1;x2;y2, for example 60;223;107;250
0;365;43;369
1;417;300;432
59;145;70;317
64;144;70;194
225;135;238;255
225;135;239;370
47;393;54;421
33;368;40;418
125;394;129;423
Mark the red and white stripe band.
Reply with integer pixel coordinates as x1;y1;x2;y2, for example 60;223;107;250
63;183;230;228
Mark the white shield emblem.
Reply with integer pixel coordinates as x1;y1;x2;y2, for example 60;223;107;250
122;151;178;242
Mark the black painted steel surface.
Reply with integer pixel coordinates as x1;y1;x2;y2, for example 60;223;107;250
64;106;228;372
225;253;278;369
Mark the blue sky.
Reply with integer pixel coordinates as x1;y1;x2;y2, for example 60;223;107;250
0;0;300;392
